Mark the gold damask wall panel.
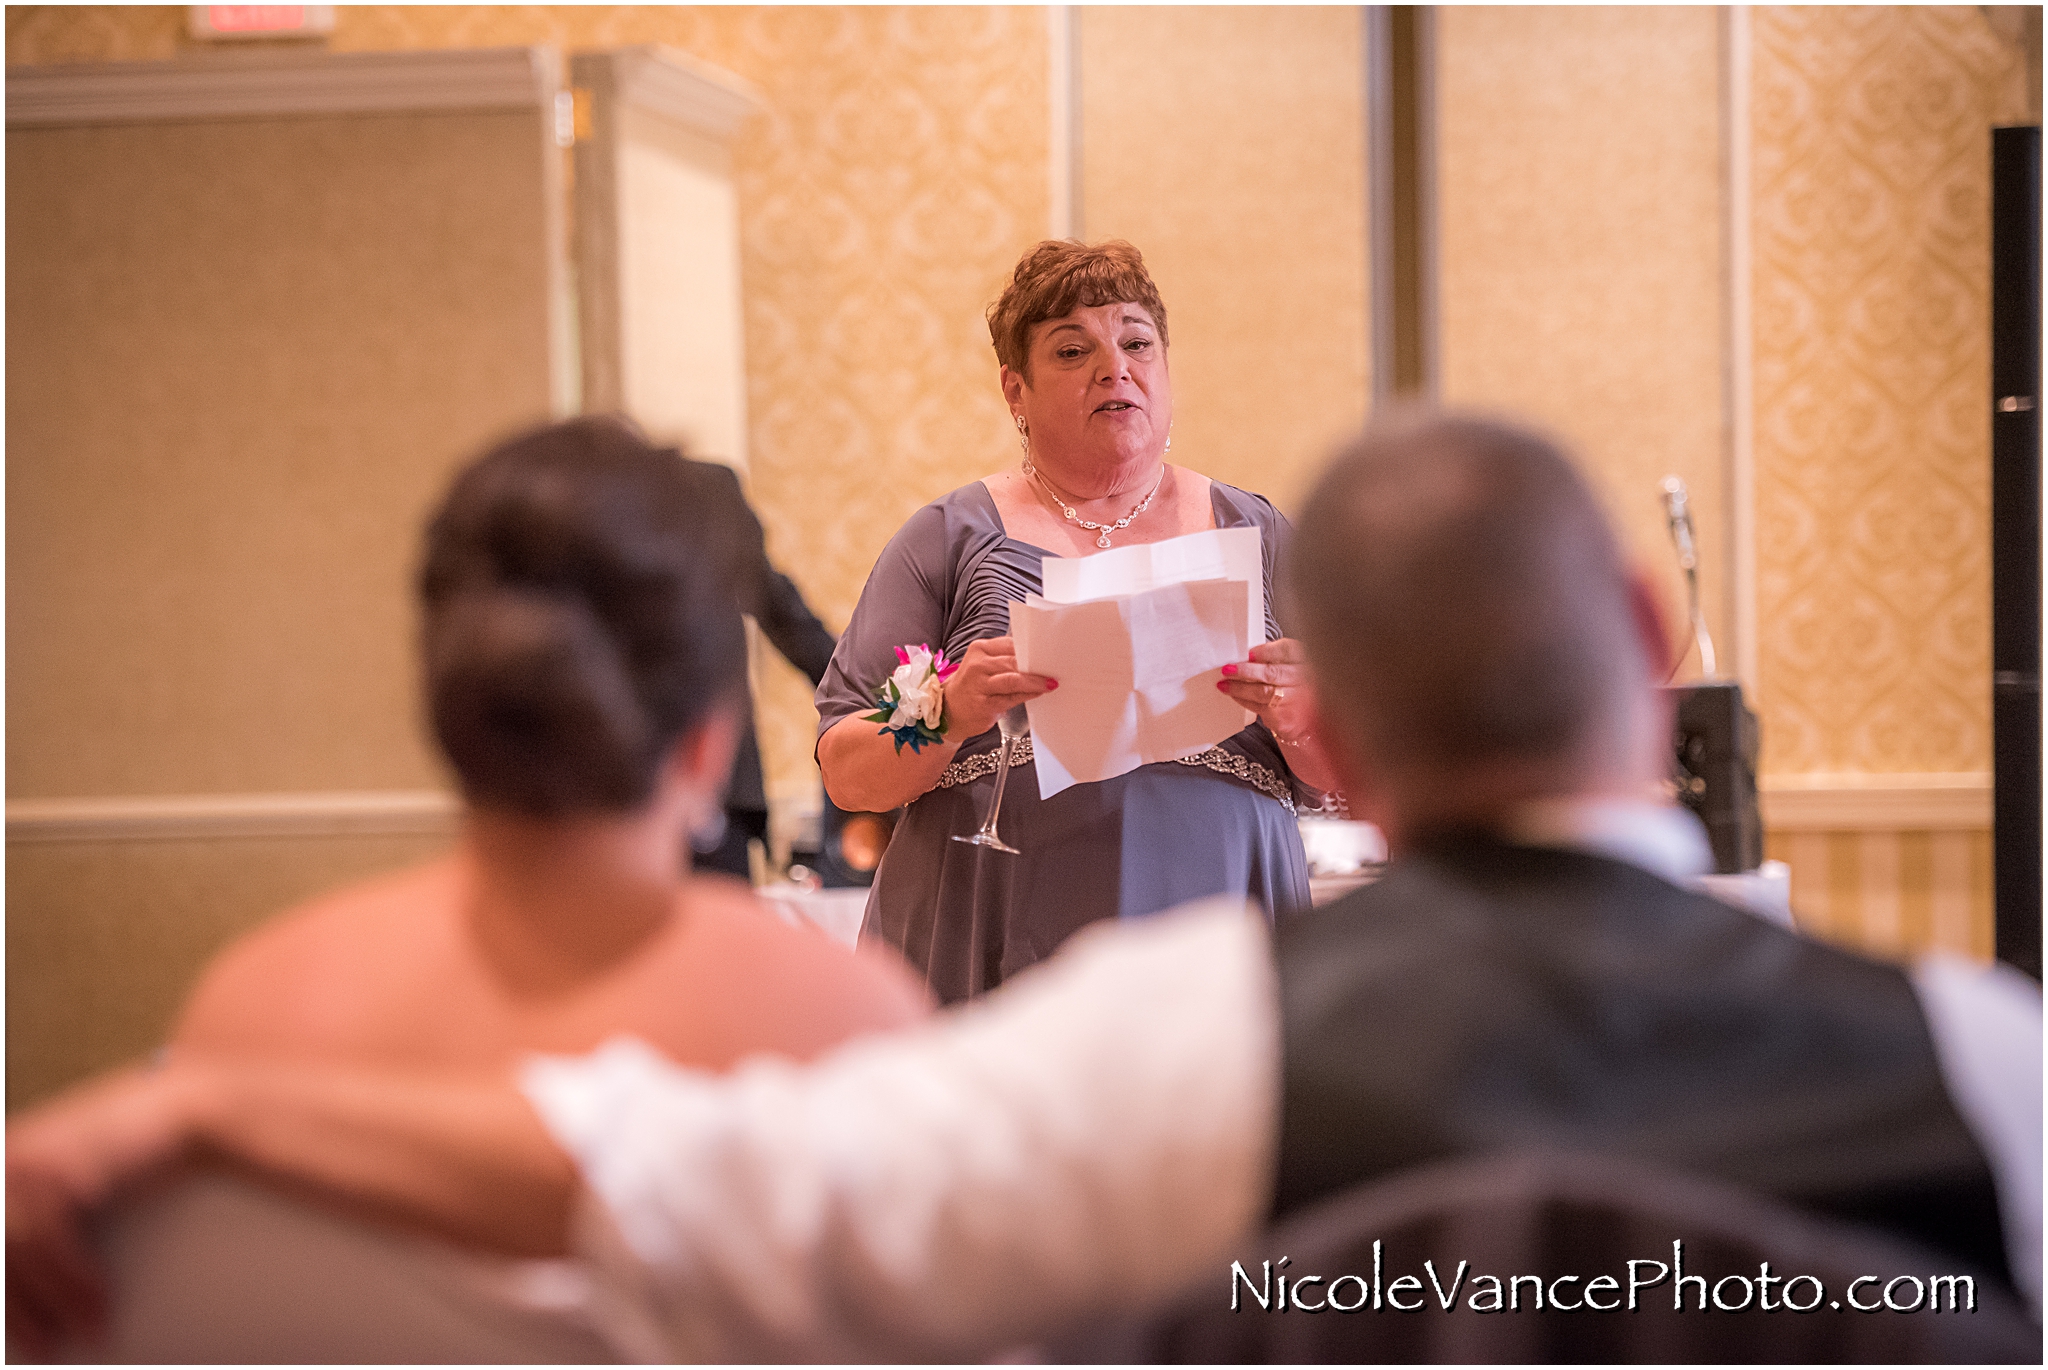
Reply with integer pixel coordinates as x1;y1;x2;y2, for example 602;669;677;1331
1750;7;2015;777
1078;7;1371;518
7;110;553;797
8;6;1052;808
1436;6;1730;666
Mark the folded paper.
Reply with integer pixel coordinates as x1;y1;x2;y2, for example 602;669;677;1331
1012;528;1265;798
1037;525;1265;652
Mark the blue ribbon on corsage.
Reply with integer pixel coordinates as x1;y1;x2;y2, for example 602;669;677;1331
863;643;959;753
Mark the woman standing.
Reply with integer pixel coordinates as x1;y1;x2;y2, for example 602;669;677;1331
817;240;1338;1002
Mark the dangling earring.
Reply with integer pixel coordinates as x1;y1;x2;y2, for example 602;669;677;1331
1015;414;1030;456
1165;432;1173;454
688;802;729;857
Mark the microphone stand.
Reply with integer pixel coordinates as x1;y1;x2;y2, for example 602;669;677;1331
1661;476;1718;679
1658;476;1761;874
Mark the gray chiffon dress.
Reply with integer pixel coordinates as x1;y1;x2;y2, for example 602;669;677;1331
816;480;1314;1004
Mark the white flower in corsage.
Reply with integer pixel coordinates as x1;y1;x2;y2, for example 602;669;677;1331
863;643;960;753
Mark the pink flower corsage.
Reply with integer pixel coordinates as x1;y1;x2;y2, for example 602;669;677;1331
863;643;960;753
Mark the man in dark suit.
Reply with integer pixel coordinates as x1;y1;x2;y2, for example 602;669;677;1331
1272;412;2015;1273
677;455;836;879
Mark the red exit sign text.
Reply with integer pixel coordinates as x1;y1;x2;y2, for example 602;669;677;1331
188;6;335;40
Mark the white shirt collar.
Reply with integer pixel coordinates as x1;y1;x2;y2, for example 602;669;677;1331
1500;796;1714;886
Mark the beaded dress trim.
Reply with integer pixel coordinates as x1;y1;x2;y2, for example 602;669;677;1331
932;734;1297;815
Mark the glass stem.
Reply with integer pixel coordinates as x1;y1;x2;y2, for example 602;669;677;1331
982;738;1014;835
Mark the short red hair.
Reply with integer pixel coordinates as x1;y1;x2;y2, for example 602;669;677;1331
986;239;1170;379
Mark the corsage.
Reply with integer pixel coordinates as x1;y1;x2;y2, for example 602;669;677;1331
863;643;959;753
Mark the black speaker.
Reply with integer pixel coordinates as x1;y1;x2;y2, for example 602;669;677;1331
1991;124;2040;980
1667;681;1763;875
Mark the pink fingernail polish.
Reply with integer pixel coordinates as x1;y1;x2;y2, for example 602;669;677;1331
1216;680;1229;691
1221;663;1238;675
1046;679;1059;689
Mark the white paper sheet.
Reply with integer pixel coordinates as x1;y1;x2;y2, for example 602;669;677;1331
1011;527;1264;798
1037;525;1266;651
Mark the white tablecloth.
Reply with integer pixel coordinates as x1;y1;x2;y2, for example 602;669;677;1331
755;885;868;949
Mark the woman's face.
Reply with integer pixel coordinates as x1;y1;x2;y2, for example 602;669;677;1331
1002;301;1172;493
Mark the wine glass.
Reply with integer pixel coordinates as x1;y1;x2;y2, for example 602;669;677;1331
952;703;1029;855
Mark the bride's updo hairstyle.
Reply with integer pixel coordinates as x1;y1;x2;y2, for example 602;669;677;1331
419;416;746;816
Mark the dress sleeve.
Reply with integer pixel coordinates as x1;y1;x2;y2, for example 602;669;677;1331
813;500;962;742
1208;482;1291;642
1249;492;1291;641
519;899;1280;1363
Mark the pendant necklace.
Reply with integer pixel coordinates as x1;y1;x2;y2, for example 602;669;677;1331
1023;460;1167;549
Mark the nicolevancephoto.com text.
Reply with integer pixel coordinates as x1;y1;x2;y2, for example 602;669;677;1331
1230;1241;1986;1316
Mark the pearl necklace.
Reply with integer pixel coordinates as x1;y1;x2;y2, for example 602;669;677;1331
1023;459;1167;549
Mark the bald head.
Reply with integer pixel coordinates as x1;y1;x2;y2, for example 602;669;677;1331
1289;411;1658;829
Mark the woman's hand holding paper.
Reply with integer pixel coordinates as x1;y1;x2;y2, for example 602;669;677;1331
1219;639;1341;795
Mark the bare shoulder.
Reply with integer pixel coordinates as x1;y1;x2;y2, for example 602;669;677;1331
981;467;1037;532
686;880;933;1046
171;856;461;1056
1169;465;1218;534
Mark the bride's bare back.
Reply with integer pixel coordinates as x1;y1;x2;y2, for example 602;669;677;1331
174;852;927;1072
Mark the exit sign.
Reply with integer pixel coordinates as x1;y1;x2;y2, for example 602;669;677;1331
188;6;335;40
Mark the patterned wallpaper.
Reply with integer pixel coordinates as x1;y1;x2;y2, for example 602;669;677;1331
9;6;1053;805
8;5;2030;808
1436;6;1730;674
1079;6;1370;519
1750;6;2022;778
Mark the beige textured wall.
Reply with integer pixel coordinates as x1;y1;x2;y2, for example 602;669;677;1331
5;95;558;1105
1079;6;1371;520
7;111;553;797
8;2;1054;827
1436;6;1730;664
7;832;450;1111
1750;6;2017;778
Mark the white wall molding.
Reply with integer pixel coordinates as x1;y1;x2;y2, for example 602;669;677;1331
6;47;555;128
1048;5;1078;238
1760;772;1992;831
7;791;459;843
608;45;760;140
1721;5;1758;695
